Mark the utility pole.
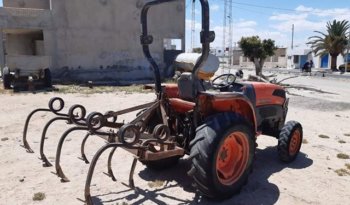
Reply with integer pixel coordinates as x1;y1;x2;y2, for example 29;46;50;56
191;0;196;52
228;0;233;67
222;0;233;72
291;24;294;50
222;0;227;57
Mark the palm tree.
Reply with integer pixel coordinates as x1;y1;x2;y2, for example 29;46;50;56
308;20;350;70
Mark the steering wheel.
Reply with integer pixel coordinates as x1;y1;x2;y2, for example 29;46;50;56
212;73;237;90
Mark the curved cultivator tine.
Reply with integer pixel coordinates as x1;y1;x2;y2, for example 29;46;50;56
79;132;93;164
40;117;70;167
55;127;89;182
84;143;139;205
22;108;51;153
128;158;138;189
22;97;67;153
106;147;118;181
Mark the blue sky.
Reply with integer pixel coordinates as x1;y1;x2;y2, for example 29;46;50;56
1;0;348;51
185;0;350;51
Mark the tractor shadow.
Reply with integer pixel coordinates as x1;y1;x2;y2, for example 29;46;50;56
92;146;313;205
222;147;313;205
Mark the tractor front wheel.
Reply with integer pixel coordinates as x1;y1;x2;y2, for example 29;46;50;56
189;113;255;199
277;121;303;162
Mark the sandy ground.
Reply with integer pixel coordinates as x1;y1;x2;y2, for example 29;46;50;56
0;73;350;205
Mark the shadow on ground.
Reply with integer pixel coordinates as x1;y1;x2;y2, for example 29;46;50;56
91;146;313;205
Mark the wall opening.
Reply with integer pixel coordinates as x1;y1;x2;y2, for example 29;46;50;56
163;38;183;77
164;38;182;51
4;29;44;56
3;29;50;74
293;55;299;64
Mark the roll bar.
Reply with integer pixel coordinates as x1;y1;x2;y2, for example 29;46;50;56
140;0;214;97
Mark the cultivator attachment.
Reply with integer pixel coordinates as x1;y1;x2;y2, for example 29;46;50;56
22;97;91;167
22;97;185;204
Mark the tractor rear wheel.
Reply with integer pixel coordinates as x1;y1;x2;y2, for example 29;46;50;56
189;113;255;199
277;121;303;162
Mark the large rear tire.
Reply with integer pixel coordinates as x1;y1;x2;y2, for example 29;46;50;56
189;113;255;199
278;121;303;162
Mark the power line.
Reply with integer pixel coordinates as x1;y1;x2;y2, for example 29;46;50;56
232;1;295;12
231;5;272;17
216;0;349;16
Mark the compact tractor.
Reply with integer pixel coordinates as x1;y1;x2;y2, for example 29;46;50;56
22;0;303;204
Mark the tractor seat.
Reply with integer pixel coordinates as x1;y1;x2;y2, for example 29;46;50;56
168;72;200;114
177;72;206;101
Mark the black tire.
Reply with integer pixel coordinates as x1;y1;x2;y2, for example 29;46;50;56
3;74;12;89
278;121;303;162
2;67;12;89
189;112;255;199
44;68;52;88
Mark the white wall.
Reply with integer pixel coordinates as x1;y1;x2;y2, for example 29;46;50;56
3;0;50;9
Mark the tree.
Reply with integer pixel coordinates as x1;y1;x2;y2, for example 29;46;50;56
239;36;277;76
308;20;350;71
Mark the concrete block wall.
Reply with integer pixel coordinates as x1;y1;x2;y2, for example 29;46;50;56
49;0;185;83
1;0;185;84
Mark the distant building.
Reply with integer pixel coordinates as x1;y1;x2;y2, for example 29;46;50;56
287;48;349;70
226;47;287;69
287;48;313;69
0;0;185;83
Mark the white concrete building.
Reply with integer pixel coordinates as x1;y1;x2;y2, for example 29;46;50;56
0;0;185;84
287;48;349;70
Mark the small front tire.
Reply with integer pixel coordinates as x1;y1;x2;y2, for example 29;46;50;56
278;121;303;162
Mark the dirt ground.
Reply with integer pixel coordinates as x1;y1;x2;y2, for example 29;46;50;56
0;73;350;205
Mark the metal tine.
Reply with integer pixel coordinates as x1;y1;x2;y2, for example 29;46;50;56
55;126;90;182
84;143;140;205
39;116;70;167
38;103;89;167
22;108;51;153
79;132;93;164
106;147;118;181
22;97;67;153
78;110;128;165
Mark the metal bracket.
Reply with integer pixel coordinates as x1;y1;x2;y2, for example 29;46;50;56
140;35;154;45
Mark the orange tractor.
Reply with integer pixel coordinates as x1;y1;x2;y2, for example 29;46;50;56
22;0;303;204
